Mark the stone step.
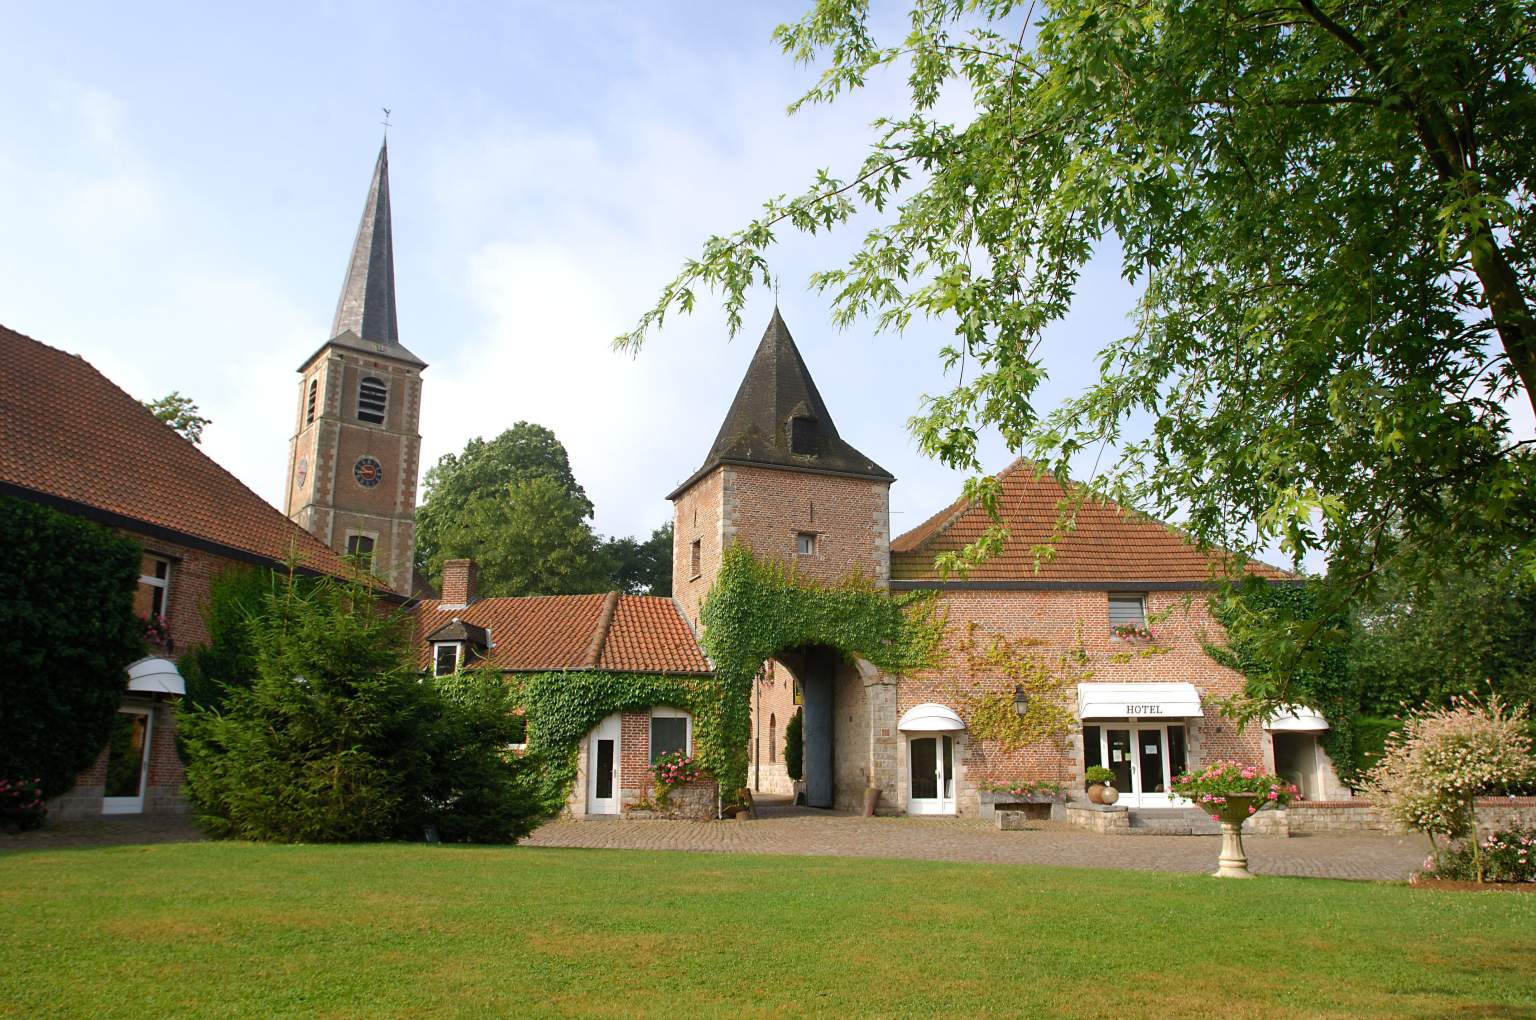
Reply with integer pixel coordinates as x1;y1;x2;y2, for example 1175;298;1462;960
1126;809;1220;836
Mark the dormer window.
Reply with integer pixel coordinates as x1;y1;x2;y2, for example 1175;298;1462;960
433;642;463;677
789;415;818;455
358;376;387;424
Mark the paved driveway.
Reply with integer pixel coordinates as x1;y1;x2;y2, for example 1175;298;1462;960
526;800;1428;881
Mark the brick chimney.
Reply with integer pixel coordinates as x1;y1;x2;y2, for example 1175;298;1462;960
441;559;478;606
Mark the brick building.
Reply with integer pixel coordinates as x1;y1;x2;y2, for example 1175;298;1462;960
666;311;1349;818
0;324;359;819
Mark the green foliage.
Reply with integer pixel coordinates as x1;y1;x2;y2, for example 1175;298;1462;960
179;573;537;843
142;391;211;444
604;521;674;596
0;494;144;797
0;778;47;832
619;0;1536;703
699;546;945;795
784;707;803;782
951;625;1085;751
178;566;294;711
1208;581;1365;781
1171;760;1298;814
1352;716;1404;778
1084;766;1115;785
1352;537;1536;713
1422;827;1536;884
518;670;713;815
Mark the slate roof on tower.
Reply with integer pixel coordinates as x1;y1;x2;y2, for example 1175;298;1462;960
890;459;1293;585
305;142;425;369
668;309;893;498
0;323;354;581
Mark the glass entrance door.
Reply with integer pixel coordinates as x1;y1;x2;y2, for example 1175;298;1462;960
587;713;621;815
908;734;955;815
103;708;151;815
1087;724;1182;807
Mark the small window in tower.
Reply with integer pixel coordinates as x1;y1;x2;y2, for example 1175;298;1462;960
346;534;376;571
796;532;817;556
305;379;318;425
789;415;818;455
690;539;702;579
357;376;387;424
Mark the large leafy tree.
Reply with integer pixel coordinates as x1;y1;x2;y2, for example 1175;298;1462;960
604;522;674;596
620;1;1536;699
417;424;606;596
0;495;144;797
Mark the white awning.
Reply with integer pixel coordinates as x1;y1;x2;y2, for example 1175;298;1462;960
898;703;965;732
1077;682;1202;720
1264;705;1328;732
126;657;186;696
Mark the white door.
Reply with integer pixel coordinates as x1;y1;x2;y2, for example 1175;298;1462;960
1101;725;1172;807
908;734;956;815
587;713;621;815
103;708;152;815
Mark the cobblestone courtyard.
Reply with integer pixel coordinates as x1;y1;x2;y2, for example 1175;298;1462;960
526;799;1428;881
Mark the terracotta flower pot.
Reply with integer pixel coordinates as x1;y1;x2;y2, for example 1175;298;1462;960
862;786;882;817
1087;783;1106;804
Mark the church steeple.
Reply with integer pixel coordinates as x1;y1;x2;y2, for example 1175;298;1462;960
324;141;423;366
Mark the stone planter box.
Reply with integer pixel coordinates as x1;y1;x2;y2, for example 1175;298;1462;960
978;789;1068;823
1065;802;1131;833
622;778;718;821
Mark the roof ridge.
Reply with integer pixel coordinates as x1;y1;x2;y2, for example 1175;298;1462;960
584;590;621;667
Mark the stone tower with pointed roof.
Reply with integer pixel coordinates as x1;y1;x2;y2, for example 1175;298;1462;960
284;142;425;595
670;309;894;627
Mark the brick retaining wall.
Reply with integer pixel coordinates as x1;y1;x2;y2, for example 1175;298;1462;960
1288;797;1536;834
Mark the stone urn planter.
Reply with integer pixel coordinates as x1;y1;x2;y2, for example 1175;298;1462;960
1210;794;1261;878
1098;784;1120;806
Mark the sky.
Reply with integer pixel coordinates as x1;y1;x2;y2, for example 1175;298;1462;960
3;3;1529;570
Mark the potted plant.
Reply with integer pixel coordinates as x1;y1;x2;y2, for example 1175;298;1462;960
1171;760;1298;877
1084;766;1116;804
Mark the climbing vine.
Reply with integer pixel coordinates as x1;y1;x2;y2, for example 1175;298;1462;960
942;623;1087;752
698;546;947;797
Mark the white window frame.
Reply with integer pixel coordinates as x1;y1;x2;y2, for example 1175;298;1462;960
432;642;463;677
796;532;817;556
649;705;692;763
139;556;172;623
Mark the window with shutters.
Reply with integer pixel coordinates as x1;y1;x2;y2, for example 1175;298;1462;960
1108;593;1147;633
357;376;387;424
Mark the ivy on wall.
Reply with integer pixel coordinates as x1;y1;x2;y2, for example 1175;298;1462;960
698;545;946;797
945;623;1088;752
508;546;944;814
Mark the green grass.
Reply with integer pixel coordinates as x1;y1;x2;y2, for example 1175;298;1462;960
2;843;1534;1018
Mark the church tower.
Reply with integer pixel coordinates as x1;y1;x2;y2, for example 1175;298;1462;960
284;142;425;595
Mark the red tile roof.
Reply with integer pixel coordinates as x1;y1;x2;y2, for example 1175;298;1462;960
891;459;1292;584
413;593;711;674
0;323;351;578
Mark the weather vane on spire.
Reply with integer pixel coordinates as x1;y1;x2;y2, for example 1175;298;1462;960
381;107;392;139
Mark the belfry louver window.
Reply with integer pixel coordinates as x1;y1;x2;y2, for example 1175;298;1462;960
305;379;318;425
789;415;818;455
357;376;387;424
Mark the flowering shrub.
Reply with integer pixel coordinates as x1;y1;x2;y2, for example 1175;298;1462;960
1111;623;1155;642
1363;693;1534;844
1171;760;1297;823
1;777;47;832
982;780;1065;800
1415;827;1536;885
651;751;704;805
143;614;171;650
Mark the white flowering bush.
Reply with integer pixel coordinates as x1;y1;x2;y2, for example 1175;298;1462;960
1363;693;1534;853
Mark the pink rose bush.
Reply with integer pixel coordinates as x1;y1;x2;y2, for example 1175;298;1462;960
1170;760;1297;823
1416;826;1536;884
651;751;705;806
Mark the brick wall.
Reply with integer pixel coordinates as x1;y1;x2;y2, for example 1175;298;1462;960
1289;797;1536;835
750;663;799;795
724;465;890;588
671;467;723;629
895;587;1264;811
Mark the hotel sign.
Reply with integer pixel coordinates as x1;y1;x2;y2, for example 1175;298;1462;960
1125;705;1164;716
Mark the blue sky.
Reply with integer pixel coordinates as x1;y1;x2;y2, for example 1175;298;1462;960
6;4;1522;566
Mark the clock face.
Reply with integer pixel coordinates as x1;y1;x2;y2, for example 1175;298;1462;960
295;457;308;489
354;456;383;489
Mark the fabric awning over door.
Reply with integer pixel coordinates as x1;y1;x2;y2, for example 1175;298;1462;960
1076;682;1202;720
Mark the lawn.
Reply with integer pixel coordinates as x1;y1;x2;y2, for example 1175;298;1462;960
2;843;1533;1018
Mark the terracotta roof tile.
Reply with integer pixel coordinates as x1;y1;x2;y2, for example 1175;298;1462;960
891;459;1292;583
414;593;710;674
0;323;351;577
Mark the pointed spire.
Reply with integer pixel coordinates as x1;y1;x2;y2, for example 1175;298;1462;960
325;142;423;366
667;309;891;498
